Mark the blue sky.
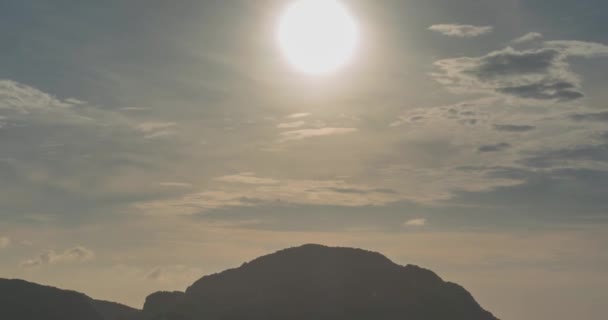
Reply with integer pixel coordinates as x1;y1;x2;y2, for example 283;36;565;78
1;1;607;319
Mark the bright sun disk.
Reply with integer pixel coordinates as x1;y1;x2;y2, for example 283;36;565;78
278;0;359;75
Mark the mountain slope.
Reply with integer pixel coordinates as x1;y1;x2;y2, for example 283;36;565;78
0;278;138;320
142;244;498;320
93;299;140;320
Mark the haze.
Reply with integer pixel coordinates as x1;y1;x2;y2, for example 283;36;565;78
0;1;607;319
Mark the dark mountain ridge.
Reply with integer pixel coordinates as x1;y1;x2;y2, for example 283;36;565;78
142;244;498;320
0;278;137;320
0;244;498;320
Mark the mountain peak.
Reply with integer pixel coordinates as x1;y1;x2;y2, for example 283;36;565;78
153;244;497;320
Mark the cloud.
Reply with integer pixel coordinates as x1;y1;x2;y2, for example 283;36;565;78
449;166;608;222
493;124;536;132
404;218;427;226
569;111;608;122
136;122;177;139
158;182;193;188
277;121;306;129
466;48;561;78
520;143;608;169
0;80;72;113
21;246;95;268
286;113;311;119
326;187;397;195
432;46;583;101
135;177;405;216
432;39;608;102
429;24;493;37
497;81;583;101
215;172;280;185
0;79;194;225
390;98;495;128
279;127;357;141
0;236;10;249
544;40;608;58
478;142;512;153
512;32;543;44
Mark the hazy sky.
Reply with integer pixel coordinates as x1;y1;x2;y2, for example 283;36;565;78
1;0;607;319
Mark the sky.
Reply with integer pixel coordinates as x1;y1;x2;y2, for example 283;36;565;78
0;0;607;319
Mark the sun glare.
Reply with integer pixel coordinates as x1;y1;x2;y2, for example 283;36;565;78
277;0;359;75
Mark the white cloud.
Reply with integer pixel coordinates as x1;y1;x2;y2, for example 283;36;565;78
277;121;306;129
0;236;10;249
429;24;493;37
0;80;72;113
279;127;357;141
215;172;280;185
404;218;427;226
136;122;177;139
0;80;124;127
21;246;95;268
512;32;543;44
137;122;176;132
286;113;311;119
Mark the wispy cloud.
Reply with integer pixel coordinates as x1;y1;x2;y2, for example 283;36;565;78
429;24;493;37
136;122;177;139
279;127;357;142
404;218;427;226
21;246;95;268
493;124;536;132
286;113;311;119
512;32;543;44
215;172;280;185
158;182;193;188
0;80;72;113
569;111;608;122
277;121;306;129
135;176;405;216
544;40;608;58
478;142;512;153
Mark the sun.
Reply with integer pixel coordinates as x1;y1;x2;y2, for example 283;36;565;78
277;0;359;75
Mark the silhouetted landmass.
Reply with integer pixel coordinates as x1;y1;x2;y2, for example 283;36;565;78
0;244;498;320
142;291;186;319
140;244;498;320
0;278;137;320
93;299;140;320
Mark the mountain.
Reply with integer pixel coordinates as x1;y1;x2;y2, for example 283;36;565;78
140;244;498;320
93;299;140;320
0;278;138;320
0;245;498;320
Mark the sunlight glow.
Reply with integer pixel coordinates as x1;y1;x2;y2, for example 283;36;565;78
278;0;359;75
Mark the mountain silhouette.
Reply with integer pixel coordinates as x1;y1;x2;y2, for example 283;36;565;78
0;278;137;320
140;244;498;320
0;244;498;320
